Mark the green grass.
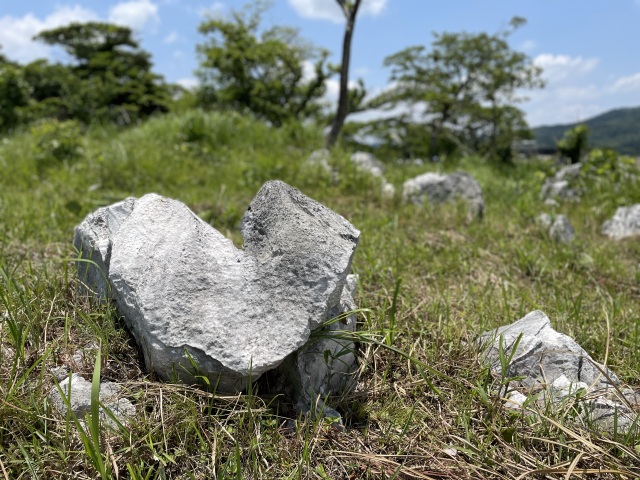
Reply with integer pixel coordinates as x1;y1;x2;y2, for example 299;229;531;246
1;110;639;478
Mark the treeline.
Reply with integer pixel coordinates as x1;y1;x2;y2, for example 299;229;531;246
0;2;547;163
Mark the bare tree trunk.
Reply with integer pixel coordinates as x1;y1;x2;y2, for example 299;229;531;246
326;0;361;149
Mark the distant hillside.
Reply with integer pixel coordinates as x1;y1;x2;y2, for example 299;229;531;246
533;106;640;155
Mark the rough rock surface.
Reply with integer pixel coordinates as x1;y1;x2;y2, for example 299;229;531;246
541;163;582;204
479;310;638;432
75;181;360;399
601;204;640;239
49;374;135;425
73;197;136;299
402;171;484;219
536;213;575;244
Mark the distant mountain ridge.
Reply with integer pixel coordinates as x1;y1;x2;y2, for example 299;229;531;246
532;106;640;156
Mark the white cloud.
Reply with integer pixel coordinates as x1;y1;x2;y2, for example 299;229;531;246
519;40;536;52
288;0;387;23
199;2;226;18
108;0;159;31
176;77;199;90
534;54;599;83
0;5;98;63
610;72;640;92
163;31;181;44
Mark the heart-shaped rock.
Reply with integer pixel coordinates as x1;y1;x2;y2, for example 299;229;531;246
75;181;359;393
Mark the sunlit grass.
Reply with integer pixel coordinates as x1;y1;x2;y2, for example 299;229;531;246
0;110;639;478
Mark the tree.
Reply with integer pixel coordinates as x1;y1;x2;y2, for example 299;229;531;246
34;22;170;124
196;2;330;127
370;17;544;161
557;124;589;164
0;56;29;131
325;0;362;148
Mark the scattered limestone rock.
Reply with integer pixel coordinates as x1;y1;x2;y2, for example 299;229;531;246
350;151;386;177
306;149;332;174
479;310;638;432
349;151;396;198
601;204;640;239
49;374;135;425
536;213;575;244
75;181;360;412
541;163;582;204
402;171;484;219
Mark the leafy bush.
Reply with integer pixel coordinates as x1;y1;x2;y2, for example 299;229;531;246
30;119;84;173
556;124;589;164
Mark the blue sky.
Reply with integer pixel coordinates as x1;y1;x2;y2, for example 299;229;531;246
1;0;639;127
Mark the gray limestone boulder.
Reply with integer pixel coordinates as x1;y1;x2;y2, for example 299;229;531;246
601;204;640;239
479;310;638;432
536;213;575;244
74;181;360;403
541;163;583;203
402;171;484;219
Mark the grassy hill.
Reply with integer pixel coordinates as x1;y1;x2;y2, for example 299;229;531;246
1;111;640;478
533;106;640;155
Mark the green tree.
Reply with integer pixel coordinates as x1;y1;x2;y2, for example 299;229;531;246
196;2;330;127
0;55;29;131
556;124;589;164
34;22;170;124
370;17;544;161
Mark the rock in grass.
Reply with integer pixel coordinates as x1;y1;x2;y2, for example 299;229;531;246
536;213;575;244
75;181;360;404
349;151;396;198
601;204;640;239
73;197;136;299
479;310;638;432
402;171;484;219
49;374;135;425
541;163;583;203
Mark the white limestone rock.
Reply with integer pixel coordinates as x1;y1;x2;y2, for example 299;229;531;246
350;151;386;177
402;171;484;219
480;310;638;432
541;163;583;202
49;374;135;426
601;204;640;239
73;197;136;299
75;181;360;399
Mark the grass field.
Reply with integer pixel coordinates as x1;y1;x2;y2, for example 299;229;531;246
1;110;639;479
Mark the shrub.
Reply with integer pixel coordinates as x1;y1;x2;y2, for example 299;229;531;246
30;119;84;173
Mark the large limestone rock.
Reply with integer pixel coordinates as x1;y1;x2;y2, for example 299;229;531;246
75;181;360;400
601;204;640;239
479;311;638;432
402;171;484;219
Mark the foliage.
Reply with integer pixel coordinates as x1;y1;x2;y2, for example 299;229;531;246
556;124;589;164
196;1;330;127
33;22;170;124
367;17;544;162
30;119;84;173
0;60;29;131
